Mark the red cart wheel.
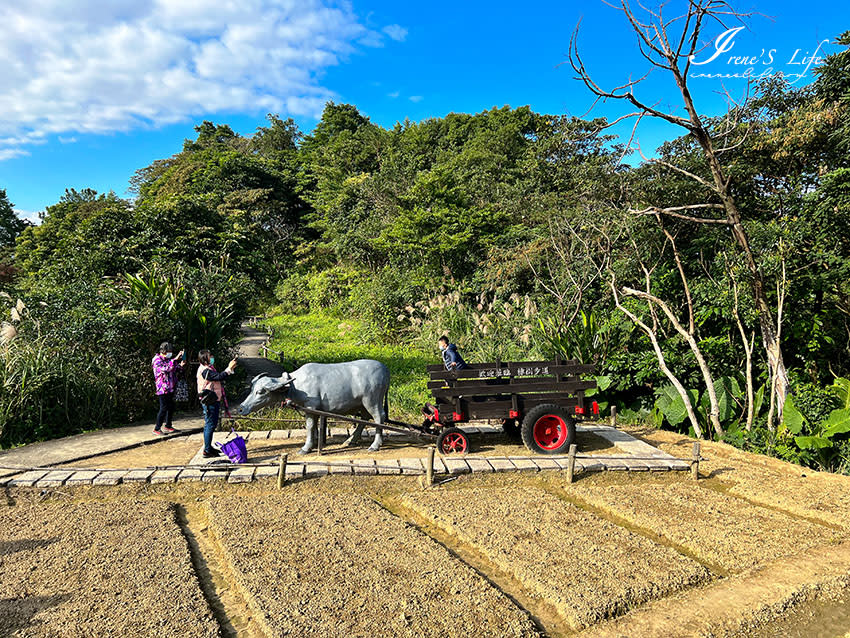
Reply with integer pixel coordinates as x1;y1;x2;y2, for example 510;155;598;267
437;427;469;455
521;404;575;455
533;415;568;450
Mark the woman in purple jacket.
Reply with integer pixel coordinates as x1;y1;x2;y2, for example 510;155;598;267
151;341;185;435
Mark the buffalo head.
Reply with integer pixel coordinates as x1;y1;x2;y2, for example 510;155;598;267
238;372;293;415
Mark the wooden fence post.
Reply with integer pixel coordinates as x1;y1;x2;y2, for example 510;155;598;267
317;416;326;455
425;447;435;487
567;444;577;483
610;405;617;427
691;441;700;480
277;453;288;489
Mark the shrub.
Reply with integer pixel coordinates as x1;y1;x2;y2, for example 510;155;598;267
349;267;425;337
0;333;126;445
275;267;361;316
0;264;250;447
788;380;839;427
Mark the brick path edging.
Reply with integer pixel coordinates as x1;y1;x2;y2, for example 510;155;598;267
1;424;691;488
3;454;690;488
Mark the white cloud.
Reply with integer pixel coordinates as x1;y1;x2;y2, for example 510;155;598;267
0;1;406;159
0;149;30;161
387;91;400;98
409;95;423;103
382;24;408;42
15;210;41;224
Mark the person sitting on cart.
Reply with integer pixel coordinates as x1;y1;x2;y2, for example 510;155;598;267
438;336;467;371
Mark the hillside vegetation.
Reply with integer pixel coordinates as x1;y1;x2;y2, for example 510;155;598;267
0;34;848;477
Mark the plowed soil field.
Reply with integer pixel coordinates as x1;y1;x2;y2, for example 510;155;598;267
398;486;712;630
204;490;540;638
0;500;217;637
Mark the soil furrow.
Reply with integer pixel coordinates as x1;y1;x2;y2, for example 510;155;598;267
699;478;846;532
563;480;838;574
174;502;266;638
575;542;850;638
398;485;711;631
542;483;728;577
374;493;574;637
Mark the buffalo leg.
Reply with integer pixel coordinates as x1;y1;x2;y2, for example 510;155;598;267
299;415;317;455
364;400;385;452
343;422;365;447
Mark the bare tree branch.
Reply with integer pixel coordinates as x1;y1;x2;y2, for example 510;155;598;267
729;265;756;431
631;204;732;225
636;142;720;193
622;285;723;436
611;276;704;438
659;223;695;335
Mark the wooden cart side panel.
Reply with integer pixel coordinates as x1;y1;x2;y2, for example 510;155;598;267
435;396;581;421
428;363;595;380
426;358;584;373
430;379;596;399
427;372;592;389
427;366;592;389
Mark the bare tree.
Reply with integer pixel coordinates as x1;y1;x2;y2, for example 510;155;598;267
765;260;787;431
569;0;790;417
621;282;723;436
613;224;723;436
611;274;704;438
525;214;618;329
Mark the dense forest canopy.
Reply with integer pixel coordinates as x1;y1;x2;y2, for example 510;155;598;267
0;30;848;473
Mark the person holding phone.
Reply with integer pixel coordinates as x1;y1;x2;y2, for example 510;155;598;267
197;349;237;457
152;341;185;435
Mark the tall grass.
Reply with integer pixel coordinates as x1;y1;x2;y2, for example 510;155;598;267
399;291;547;362
0;336;125;446
0;266;249;448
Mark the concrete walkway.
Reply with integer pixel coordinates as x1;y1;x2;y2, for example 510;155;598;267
236;324;285;378
0;322;274;478
0;425;694;488
0;416;204;479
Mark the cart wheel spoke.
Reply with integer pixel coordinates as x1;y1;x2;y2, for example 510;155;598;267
437;427;469;455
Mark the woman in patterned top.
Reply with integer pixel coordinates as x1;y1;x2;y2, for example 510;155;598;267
197;349;237;457
151;341;185;435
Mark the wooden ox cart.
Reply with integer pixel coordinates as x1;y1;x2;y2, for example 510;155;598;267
423;358;600;455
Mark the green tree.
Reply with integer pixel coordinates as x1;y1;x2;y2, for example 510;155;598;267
0;189;28;247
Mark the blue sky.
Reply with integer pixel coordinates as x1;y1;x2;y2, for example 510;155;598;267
0;0;844;221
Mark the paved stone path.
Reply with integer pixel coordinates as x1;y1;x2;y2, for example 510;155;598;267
236;324;285;378
0;415;204;480
1;425;692;488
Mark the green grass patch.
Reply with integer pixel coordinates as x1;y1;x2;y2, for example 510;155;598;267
264;310;434;420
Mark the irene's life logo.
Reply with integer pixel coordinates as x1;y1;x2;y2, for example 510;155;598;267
689;26;829;83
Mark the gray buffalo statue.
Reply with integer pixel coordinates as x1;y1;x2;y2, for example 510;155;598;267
238;359;390;454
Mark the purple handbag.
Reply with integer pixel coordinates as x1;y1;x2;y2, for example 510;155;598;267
215;430;248;464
